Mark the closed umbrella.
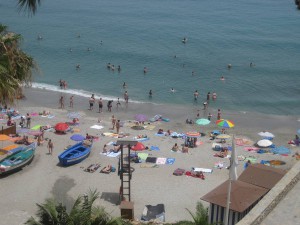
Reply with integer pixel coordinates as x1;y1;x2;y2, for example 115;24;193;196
258;131;275;138
257;139;273;148
196;118;211;125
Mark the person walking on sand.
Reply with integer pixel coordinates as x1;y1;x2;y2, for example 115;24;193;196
111;115;116;130
116;119;120;134
69;95;74;108
124;91;129;105
116;98;121;110
89;94;95;110
59;96;64;109
47;139;53;155
98;98;103;113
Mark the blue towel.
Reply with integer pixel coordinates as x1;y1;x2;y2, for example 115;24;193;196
155;133;166;137
150;146;160;151
166;158;175;165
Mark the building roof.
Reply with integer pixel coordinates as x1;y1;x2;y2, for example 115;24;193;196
238;164;286;189
201;180;268;213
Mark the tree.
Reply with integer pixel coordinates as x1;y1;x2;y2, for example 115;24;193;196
185;202;212;225
18;0;41;15
0;24;37;105
25;189;122;225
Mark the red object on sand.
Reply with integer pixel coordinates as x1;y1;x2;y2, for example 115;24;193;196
55;123;69;132
131;142;145;151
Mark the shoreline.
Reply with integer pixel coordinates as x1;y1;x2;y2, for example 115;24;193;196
0;87;299;224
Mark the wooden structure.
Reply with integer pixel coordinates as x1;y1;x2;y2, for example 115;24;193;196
117;140;137;220
1;125;16;135
201;164;286;225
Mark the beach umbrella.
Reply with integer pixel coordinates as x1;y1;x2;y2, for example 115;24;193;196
70;134;85;142
55;122;69;132
131;142;145;151
196;118;211;126
134;114;148;122
258;131;275;138
186;131;201;138
67;112;81;119
257;139;273;148
216;119;235;128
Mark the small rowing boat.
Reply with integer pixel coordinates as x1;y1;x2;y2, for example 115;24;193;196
58;140;93;166
0;143;36;175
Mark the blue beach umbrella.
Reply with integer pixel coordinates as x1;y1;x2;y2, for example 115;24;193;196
70;134;85;142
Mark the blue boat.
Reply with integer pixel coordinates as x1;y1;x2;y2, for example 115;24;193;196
58;140;93;166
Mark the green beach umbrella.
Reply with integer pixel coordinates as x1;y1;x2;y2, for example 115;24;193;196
196;118;211;125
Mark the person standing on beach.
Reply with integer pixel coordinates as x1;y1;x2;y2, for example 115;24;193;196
107;100;113;112
124;91;129;105
217;109;221;120
98;98;103;113
47;139;53;155
26;113;31;128
69;95;74;108
111;115;116;130
116;98;121;110
149;90;153;98
89;94;95;110
116;119;120;134
59;96;64;109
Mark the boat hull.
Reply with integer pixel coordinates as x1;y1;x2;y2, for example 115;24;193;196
0;144;36;175
58;141;92;166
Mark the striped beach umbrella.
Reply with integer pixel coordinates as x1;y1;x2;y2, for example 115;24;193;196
216;119;235;128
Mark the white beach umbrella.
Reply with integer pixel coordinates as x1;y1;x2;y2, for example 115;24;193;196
257;139;273;148
258;131;275;138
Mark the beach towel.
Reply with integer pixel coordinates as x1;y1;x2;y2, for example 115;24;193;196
105;152;121;157
155;132;166;137
140;164;159;168
31;125;41;130
185;171;205;180
271;146;291;155
150;146;160;151
133;137;150;142
90;125;104;130
30;112;39;116
173;168;185;176
156;157;167;165
192;167;213;173
146;157;157;163
214;161;225;169
47;115;55;119
84;164;101;173
244;147;259;152
166;158;175;165
245;156;257;163
137;153;149;161
144;125;156;130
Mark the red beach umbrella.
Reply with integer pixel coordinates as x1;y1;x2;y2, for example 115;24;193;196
131;142;145;151
55;123;69;132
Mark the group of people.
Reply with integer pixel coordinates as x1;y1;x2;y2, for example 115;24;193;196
59;79;68;89
111;115;121;134
172;143;189;153
107;63;121;72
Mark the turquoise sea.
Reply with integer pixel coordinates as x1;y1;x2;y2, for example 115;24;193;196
1;0;299;115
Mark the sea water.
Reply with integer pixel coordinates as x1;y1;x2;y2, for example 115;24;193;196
0;0;299;115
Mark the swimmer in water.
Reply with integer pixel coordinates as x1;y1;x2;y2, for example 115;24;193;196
171;88;175;93
220;76;225;81
123;82;127;89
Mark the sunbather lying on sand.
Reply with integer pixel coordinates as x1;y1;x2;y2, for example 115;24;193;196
101;165;112;174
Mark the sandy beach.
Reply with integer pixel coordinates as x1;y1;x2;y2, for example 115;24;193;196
0;87;299;225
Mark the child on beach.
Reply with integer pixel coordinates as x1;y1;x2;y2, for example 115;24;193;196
47;139;53;155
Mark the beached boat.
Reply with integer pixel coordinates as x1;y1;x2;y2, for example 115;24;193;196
0;143;36;175
58;140;93;166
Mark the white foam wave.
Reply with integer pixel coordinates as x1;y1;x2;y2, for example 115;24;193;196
30;82;157;105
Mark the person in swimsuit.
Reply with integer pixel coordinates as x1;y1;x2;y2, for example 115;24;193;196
69;95;74;108
98;98;103;113
89;94;95;110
